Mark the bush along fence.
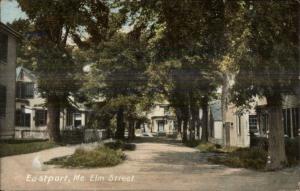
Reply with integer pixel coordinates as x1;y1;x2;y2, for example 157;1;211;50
61;129;107;144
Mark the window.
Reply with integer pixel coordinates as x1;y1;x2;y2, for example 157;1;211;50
0;33;8;63
283;108;299;138
237;115;242;135
0;85;6;117
35;110;47;126
163;106;170;115
249;115;257;131
15;109;31;127
16;82;34;99
74;113;81;118
261;114;268;134
158;121;164;132
286;109;291;137
66;110;73;126
293;108;299;137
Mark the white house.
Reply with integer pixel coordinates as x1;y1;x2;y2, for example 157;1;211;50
208;100;223;145
0;22;20;139
143;101;176;136
209;95;299;148
15;66;87;139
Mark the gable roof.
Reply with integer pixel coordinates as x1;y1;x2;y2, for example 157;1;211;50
0;22;22;39
16;66;37;81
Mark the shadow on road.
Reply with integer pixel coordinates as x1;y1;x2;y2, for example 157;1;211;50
140;150;228;174
131;136;183;145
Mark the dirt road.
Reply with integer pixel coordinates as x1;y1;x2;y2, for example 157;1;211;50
1;137;300;191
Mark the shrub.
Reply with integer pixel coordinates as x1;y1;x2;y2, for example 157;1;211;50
208;147;268;170
122;143;136;151
285;138;299;166
44;146;125;168
209;138;299;170
167;133;178;139
184;140;202;148
104;140;136;151
104;140;123;150
250;137;268;150
197;143;219;153
0;140;57;157
61;129;84;144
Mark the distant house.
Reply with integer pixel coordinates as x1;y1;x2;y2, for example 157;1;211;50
255;95;300;139
15;66;87;139
208;100;223;145
209;93;299;148
0;22;20;139
143;101;176;136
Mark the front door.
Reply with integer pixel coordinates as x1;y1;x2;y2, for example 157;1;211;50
158;121;164;132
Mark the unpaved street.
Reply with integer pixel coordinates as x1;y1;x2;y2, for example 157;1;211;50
1;137;300;191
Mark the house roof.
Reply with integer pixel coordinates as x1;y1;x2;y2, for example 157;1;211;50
209;100;222;121
0;22;22;39
16;66;37;81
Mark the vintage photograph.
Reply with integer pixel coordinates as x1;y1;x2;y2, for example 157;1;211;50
0;0;299;190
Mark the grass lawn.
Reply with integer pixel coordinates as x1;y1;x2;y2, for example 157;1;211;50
44;146;125;168
208;147;268;170
195;141;299;171
184;140;299;170
0;139;58;158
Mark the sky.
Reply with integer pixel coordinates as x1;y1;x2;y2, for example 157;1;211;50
1;0;27;24
0;0;132;32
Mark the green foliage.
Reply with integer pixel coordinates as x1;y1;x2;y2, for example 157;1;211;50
285;138;300;166
17;0;110;47
44;146;125;168
104;140;136;151
84;32;153;138
87;33;151;100
11;0;113;141
166;133;178;139
184;140;202;148
208;147;268;170
208;138;300;170
116;0;226;142
197;143;220;153
0;140;57;157
230;1;299;105
60;129;84;145
190;142;236;153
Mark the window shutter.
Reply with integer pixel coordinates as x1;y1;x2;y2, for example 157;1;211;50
16;82;21;98
0;33;8;63
0;85;6;117
15;110;21;126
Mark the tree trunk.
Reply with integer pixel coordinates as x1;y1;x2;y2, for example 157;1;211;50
133;121;141;139
182;119;188;143
297;1;300;162
104;116;112;138
190;106;198;141
189;118;195;141
221;73;230;118
265;95;287;171
196;109;201;140
115;107;125;139
175;107;183;138
177;116;182;136
221;73;230;146
128;120;135;140
47;96;61;142
201;96;209;143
